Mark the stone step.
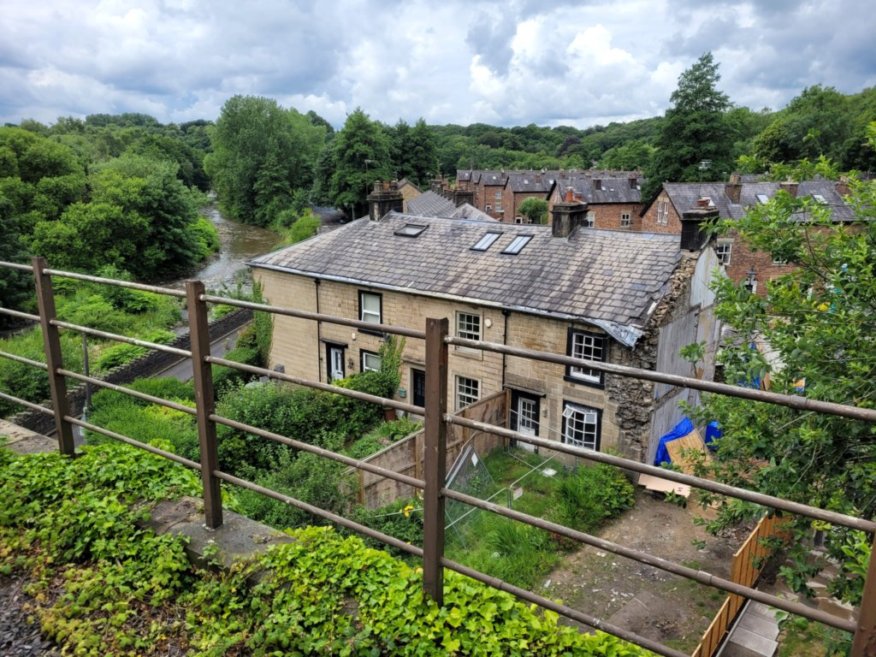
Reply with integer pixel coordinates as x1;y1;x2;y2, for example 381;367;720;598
747;601;780;621
738;612;779;641
728;626;778;657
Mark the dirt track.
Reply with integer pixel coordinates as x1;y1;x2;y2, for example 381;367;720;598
541;492;745;653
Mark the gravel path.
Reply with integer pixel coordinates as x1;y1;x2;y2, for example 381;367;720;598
0;575;60;657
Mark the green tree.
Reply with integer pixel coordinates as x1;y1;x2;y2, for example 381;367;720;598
754;86;852;166
330;109;392;218
391;118;438;188
205;96;326;226
693;176;876;605
599;139;655;170
518;197;548;224
644;53;734;199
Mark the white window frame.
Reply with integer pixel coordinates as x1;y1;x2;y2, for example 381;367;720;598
568;329;606;386
455;376;480;410
715;239;732;265
620;211;631;227
657;200;668;226
361;350;382;373
562;402;600;451
359;291;381;325
583;210;595;228
456;312;481;341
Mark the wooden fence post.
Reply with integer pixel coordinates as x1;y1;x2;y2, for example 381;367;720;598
851;533;876;657
186;280;223;529
422;317;448;605
32;257;75;455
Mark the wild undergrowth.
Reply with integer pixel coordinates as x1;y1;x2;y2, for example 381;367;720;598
0;441;653;656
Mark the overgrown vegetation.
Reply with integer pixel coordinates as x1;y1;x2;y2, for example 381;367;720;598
85;336;411;532
691;169;876;607
0;441;652;655
359;448;637;590
0;276;181;417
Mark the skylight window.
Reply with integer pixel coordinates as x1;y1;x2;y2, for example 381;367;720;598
394;223;428;237
471;232;502;251
502;235;533;255
756;194;769;204
811;194;827;204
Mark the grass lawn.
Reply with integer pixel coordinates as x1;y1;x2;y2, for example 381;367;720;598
444;447;634;590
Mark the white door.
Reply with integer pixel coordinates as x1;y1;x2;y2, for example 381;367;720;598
329;347;345;381
517;396;538;451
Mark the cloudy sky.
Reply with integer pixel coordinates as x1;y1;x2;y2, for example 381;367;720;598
2;0;874;129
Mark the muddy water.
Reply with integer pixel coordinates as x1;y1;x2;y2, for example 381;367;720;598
187;205;280;291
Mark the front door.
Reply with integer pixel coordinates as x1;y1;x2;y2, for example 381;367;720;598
511;391;540;452
327;345;345;382
411;368;426;408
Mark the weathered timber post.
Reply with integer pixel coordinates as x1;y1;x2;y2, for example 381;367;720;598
851;532;876;657
422;317;448;605
32;257;75;455
186;280;223;529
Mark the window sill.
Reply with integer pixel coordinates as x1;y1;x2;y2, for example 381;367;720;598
563;374;605;389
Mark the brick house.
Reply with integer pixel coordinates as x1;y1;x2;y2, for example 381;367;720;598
547;171;644;230
249;196;722;465
457;169;644;228
640;176;854;293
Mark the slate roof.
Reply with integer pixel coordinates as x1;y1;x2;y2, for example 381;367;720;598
555;172;643;204
250;212;684;347
449;203;497;222
507;172;554;193
662;179;855;222
407;191;457;217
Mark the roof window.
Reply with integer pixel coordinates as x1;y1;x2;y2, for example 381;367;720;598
811;193;827;204
394;223;428;237
756;194;769;204
502;235;533;255
471;232;502;251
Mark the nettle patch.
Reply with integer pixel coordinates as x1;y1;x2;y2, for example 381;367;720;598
0;443;652;656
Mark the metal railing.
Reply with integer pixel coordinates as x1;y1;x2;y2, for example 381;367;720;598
0;256;874;657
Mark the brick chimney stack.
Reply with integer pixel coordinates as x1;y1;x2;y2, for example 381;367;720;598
367;181;404;221
551;188;587;238
779;181;799;198
680;202;719;251
725;173;742;204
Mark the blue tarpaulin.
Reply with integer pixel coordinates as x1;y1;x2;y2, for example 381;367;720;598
654;417;695;467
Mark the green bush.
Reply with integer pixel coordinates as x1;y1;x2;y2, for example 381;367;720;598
0;445;652;657
350;498;424;558
556;463;636;531
211;344;260;393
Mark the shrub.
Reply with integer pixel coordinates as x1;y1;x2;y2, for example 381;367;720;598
556;463;636;531
211;344;260;394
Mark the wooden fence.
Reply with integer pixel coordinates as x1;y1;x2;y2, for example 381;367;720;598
692;514;789;657
351;390;509;508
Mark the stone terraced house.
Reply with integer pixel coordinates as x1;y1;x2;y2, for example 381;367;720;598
249;195;722;464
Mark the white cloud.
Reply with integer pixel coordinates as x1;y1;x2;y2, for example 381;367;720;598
0;0;873;128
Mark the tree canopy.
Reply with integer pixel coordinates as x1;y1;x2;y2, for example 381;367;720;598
205;95;327;226
644;53;735;198
329;108;392;218
692;172;876;604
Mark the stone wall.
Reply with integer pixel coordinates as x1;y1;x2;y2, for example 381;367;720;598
10;308;253;435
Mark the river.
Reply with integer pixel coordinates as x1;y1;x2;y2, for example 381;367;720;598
186;205;281;291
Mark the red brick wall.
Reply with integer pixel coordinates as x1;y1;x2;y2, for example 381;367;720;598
591;202;644;230
640;191;683;234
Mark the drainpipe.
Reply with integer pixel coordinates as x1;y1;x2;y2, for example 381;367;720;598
314;278;322;382
501;308;510;389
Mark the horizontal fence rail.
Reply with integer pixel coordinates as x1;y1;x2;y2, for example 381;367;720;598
446;415;876;533
200;293;428;340
447;336;876;423
0;258;873;657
